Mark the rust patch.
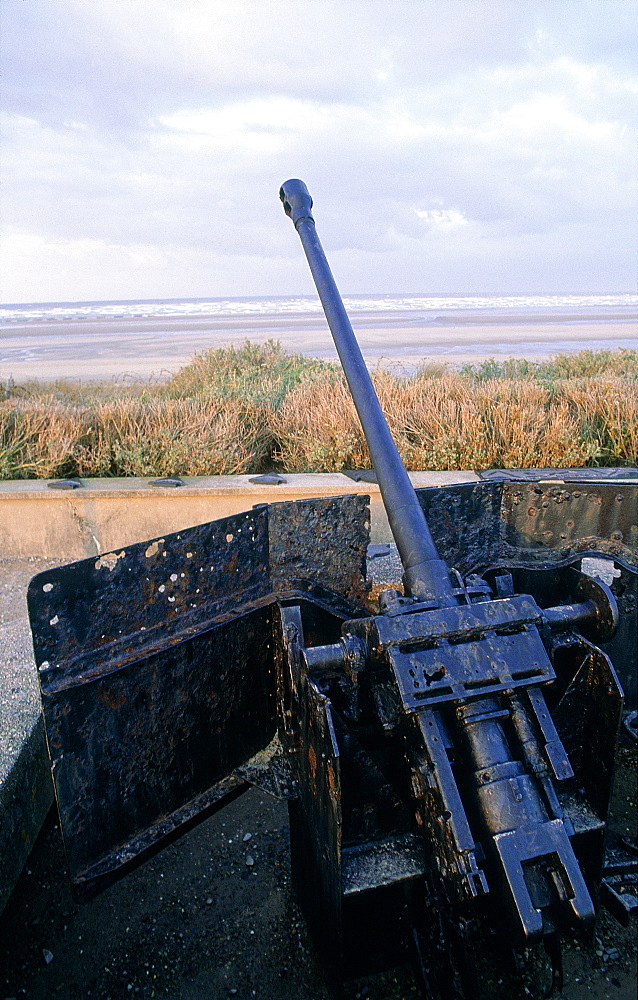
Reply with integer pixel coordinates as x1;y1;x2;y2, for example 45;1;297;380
308;743;317;780
326;762;338;801
96;686;128;710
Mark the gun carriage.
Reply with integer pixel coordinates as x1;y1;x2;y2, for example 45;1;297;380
27;181;637;996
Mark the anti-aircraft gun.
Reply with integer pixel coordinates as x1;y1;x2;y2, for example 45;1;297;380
27;181;637;996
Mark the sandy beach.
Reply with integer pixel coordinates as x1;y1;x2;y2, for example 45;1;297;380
1;310;637;382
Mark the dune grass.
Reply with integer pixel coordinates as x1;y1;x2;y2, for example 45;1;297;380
1;344;636;479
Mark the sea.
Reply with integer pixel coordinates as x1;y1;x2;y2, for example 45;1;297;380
1;292;636;326
1;293;637;375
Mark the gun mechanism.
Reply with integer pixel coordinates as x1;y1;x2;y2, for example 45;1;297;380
26;181;636;996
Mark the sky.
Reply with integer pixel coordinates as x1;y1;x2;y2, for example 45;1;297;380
1;0;636;303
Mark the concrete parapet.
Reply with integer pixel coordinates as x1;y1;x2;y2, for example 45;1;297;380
0;471;479;559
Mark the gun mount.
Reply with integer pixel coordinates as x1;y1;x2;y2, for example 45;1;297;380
26;181;637;997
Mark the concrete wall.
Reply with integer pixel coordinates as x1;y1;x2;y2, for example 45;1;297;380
0;472;479;559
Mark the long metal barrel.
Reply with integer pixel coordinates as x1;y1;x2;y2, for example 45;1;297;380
280;179;454;604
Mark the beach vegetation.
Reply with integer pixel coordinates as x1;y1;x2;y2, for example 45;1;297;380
458;348;638;382
164;339;331;407
1;344;636;478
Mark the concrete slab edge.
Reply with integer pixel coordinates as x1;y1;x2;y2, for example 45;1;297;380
0;713;54;913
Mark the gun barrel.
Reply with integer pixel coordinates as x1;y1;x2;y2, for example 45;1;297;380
280;179;454;604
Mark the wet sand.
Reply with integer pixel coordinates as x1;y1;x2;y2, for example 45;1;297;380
1;313;636;381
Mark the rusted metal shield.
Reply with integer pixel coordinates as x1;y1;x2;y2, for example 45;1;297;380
28;495;369;899
414;479;638;707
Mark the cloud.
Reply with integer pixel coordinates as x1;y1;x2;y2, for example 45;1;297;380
0;0;636;299
416;209;470;231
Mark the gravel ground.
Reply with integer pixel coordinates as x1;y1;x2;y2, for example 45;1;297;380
0;756;635;1000
0;553;636;1000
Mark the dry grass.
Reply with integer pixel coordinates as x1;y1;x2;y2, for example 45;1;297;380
1;397;271;479
0;398;88;479
1;345;636;478
271;371;631;471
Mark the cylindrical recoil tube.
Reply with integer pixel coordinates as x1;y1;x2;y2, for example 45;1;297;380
280;179;454;605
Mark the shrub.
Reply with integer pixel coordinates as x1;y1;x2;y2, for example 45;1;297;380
1;346;635;478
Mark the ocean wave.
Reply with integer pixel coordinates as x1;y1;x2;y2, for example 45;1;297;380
1;293;637;325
